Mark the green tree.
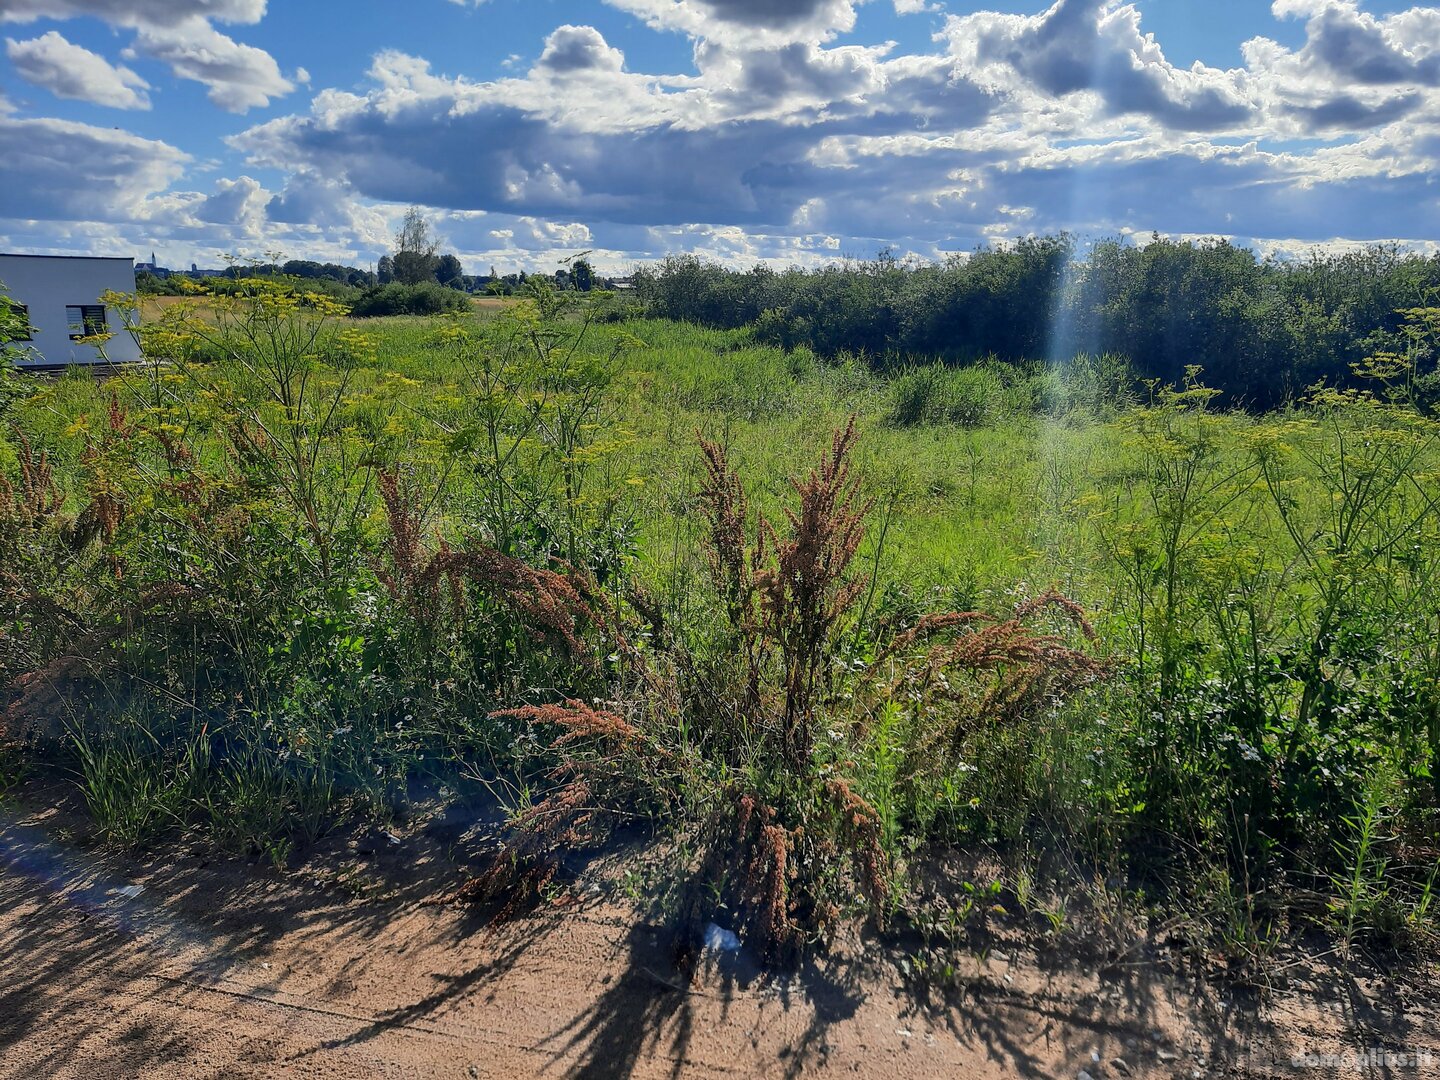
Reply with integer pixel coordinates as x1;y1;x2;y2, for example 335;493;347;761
392;206;439;285
436;253;464;288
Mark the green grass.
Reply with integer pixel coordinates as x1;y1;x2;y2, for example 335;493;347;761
3;291;1438;961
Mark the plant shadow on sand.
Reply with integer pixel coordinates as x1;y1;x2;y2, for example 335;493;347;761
0;792;896;1077
2;780;1438;1079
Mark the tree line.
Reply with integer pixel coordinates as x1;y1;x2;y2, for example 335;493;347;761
633;236;1440;408
138;206;606;306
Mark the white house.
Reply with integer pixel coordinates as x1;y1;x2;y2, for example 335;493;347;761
0;254;143;367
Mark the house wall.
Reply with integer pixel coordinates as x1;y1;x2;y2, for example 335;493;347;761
0;254;143;366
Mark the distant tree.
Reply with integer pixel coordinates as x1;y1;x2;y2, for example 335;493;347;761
436;253;464;288
283;259;320;280
377;255;395;284
571;257;595;293
393;206;439;285
135;270;167;295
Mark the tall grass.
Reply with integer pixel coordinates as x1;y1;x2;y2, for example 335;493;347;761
0;280;1437;963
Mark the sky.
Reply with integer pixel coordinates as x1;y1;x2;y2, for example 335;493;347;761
0;0;1437;274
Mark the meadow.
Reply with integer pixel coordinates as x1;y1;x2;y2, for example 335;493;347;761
1;279;1438;977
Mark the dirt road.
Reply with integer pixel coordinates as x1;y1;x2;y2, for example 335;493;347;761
1;804;1434;1079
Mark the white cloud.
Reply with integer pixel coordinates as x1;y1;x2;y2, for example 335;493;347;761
944;0;1254;132
8;0;1440;270
130;17;293;111
266;172;392;248
0;114;188;221
6;30;151;109
229;40;999;235
215;1;1440;270
1241;1;1440;134
537;25;625;73
1;0;291;112
0;1;266;27
194;174;268;233
1266;0;1440;84
605;0;862;45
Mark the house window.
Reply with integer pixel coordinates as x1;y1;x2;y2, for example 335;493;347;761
11;303;32;342
66;304;107;341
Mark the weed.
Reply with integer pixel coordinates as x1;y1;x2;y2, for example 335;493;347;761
441;420;1100;967
1;292;1436;971
73;722;186;848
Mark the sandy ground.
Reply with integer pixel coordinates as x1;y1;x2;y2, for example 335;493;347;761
1;797;1436;1079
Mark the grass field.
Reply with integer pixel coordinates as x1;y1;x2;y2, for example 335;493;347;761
3;284;1438;977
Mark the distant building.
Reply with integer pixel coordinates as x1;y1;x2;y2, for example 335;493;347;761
135;250;170;279
0;253;143;367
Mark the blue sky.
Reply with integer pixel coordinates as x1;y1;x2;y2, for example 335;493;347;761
1;0;1438;273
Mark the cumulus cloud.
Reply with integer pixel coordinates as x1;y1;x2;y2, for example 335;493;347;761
694;40;887;110
6;31;151;109
215;3;1440;270
129;19;293;111
690;0;851;30
0;114;188;221
536;25;625;73
9;0;1440;271
945;0;1254;131
230;41;1000;232
265;172;392;250
1281;91;1423;131
194;174;268;232
605;0;861;45
266;173;354;228
1267;0;1440;84
0;0;266;26
0;0;291;111
1242;1;1440;134
441;211;593;254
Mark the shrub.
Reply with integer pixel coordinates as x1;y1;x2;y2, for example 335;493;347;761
351;282;469;318
441;420;1104;964
887;362;1015;427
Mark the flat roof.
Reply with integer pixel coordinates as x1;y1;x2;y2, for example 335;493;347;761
0;253;135;262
